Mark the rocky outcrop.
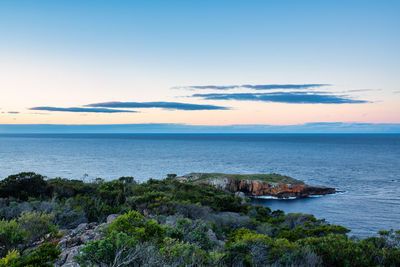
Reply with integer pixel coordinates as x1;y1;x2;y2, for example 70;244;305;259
55;222;101;267
55;214;121;267
178;173;336;198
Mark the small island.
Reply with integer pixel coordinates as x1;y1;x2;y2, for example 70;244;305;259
177;173;336;198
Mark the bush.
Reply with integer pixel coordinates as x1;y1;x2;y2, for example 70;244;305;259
0;200;87;229
71;195;120;222
47;178;96;199
0;250;20;267
77;231;137;266
166;218;216;250
11;243;60;267
160;238;212;266
18;211;58;243
0;244;60;267
209;211;254;235
107;210;146;234
248;205;271;223
0;219;25;256
277;223;350;241
359;230;400;266
0;173;50;201
298;234;374;266
224;228;319;266
106;210;165;244
96;180;126;206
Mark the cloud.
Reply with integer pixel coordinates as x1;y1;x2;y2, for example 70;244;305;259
174;85;238;90
393;90;400;94
174;84;330;90
29;107;137;113
340;89;381;93
86;101;230;110
8;111;20;114
191;92;368;104
30;112;51;115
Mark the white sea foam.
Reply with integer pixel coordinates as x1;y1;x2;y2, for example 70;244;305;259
250;195;297;200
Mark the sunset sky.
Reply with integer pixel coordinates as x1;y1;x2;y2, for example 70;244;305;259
1;0;399;129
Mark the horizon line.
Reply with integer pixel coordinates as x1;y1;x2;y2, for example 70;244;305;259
0;122;399;134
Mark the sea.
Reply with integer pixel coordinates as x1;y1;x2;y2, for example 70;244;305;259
0;133;399;237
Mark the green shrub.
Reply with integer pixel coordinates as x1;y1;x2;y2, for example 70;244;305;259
0;219;25;256
107;210;146;234
248;205;271;222
166;218;216;250
160;237;212;266
0;250;20;266
359;229;400;266
225;228;273;266
18;211;58;243
48;178;97;199
0;244;60;267
77;231;137;266
106;210;165;244
13;243;60;267
0;172;50;201
71;195;120;222
225;228;315;266
277;223;350;241
96;180;126;206
298;234;374;266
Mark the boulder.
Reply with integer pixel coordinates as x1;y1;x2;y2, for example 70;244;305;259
55;222;102;267
106;214;121;224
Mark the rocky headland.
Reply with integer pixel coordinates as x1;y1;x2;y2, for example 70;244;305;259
177;173;336;198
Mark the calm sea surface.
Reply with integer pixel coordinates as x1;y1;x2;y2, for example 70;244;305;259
0;134;399;237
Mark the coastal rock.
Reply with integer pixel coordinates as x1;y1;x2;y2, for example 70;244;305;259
55;222;103;267
178;173;336;198
235;191;247;204
106;214;121;224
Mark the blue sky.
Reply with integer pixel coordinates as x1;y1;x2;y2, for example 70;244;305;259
0;0;399;132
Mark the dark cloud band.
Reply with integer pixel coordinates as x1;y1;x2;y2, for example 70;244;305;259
175;84;330;90
29;107;137;113
192;92;368;104
86;101;230;110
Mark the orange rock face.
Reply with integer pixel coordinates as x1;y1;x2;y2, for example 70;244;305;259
194;178;335;198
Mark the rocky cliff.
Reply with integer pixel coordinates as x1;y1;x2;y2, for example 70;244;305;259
177;173;336;198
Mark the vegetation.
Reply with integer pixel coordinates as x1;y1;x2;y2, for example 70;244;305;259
0;172;398;266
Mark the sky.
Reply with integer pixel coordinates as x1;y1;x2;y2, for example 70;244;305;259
0;0;399;132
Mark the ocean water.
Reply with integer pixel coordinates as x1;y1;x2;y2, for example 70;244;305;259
0;134;399;237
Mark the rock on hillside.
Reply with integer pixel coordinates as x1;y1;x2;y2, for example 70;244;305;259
54;214;120;267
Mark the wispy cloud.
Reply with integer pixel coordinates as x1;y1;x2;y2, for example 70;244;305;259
341;89;381;93
29;107;137;113
86;101;230;110
7;111;20;114
192;92;368;104
174;84;330;90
